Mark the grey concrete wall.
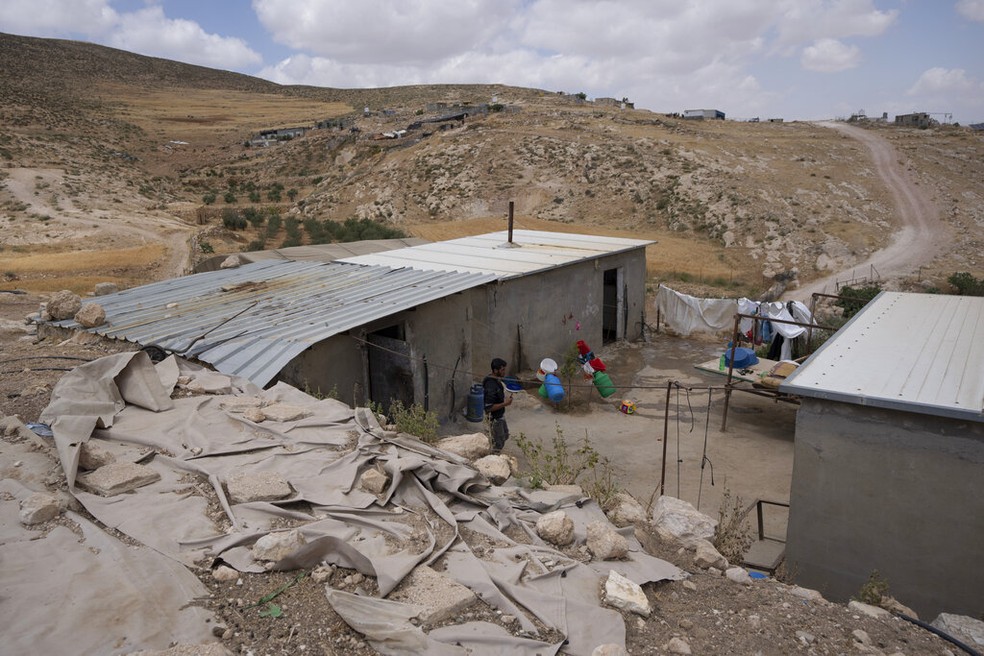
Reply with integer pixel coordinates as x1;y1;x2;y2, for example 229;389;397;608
786;398;984;619
470;249;648;379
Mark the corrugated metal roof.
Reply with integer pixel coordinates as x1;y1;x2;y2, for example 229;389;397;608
338;230;653;277
193;238;429;273
780;292;984;422
53;260;495;387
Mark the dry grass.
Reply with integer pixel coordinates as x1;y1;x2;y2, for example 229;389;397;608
0;244;165;293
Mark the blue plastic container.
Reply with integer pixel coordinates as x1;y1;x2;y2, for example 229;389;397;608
543;373;565;403
724;347;759;369
466;383;484;422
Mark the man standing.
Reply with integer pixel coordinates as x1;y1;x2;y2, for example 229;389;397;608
483;358;512;453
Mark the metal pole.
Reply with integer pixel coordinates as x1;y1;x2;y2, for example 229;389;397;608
508;201;514;243
660;380;671;497
721;314;741;432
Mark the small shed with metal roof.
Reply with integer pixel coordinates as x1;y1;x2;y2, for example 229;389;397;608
779;291;984;619
46;229;653;421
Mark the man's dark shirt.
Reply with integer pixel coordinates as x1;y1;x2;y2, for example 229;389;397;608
483;376;505;420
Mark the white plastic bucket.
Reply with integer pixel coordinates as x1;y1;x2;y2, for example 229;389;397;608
536;357;558;381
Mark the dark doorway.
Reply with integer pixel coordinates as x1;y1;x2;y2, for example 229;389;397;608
367;324;413;414
602;267;623;343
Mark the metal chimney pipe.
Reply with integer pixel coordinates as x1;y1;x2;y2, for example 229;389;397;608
508;201;514;243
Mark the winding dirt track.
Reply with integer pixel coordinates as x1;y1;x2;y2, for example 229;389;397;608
785;122;946;300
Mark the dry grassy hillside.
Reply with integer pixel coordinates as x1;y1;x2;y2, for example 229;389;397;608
1;32;981;296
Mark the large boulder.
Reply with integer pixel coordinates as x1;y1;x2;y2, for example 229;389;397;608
651;495;716;541
931;614;984;649
603;570;650;617
47;290;82;320
252;529;306;562
473;454;511;485
436;433;490;460
607;492;647;527
75;303;106;328
586;521;628;560
536;510;575;546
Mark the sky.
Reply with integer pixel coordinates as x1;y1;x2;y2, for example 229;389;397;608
1;0;982;124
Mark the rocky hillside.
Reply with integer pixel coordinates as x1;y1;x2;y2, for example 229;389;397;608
1;32;981;295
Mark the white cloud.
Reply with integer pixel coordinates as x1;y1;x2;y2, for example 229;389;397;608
774;0;897;48
109;7;262;69
801;38;861;72
907;67;977;95
956;0;984;22
253;0;518;65
0;0;117;36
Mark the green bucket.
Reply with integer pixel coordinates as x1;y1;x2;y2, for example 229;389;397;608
593;371;616;398
538;383;549;398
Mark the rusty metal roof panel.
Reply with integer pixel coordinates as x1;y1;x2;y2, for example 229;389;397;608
780;292;984;422
338;230;654;277
51;260;495;387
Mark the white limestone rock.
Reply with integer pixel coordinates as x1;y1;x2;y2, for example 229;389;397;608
78;440;117;471
932;613;984;648
220;255;242;269
47;290;82;320
260;403;312;422
665;637;692;654
472;454;511;485
692;538;728;570
75;303;106;328
252;529;306;562
603;570;650;617
360;468;390;495
19;492;62;525
212;566;240;582
435;433;490;460
536;510;575;547
587;521;629;560
651;495;716;541
725;566;753;585
227;472;293;504
607;492;647;527
788;585;825;603
848;601;890;619
77;462;161;497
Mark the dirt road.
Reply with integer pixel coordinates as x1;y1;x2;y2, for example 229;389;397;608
786;122;947;300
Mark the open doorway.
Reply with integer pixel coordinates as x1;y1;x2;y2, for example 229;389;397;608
602;267;624;343
367;323;414;414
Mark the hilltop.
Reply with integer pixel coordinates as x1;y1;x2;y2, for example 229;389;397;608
1;32;981;297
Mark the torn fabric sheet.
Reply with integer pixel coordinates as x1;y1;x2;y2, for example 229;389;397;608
35;353;686;654
655;284;738;335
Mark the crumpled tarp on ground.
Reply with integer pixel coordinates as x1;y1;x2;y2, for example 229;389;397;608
28;352;686;655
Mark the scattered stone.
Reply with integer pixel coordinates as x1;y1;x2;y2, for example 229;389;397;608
259;403;312;422
472;454;511;485
849;600;890;619
242;407;266;423
748;614;761;628
389;565;477;623
312;565;335;583
220;255;242;269
78;440;117;470
692;538;728;570
707;567;722;577
348;572;364;585
678;618;694;631
19;492;61;525
252;529;306;562
226;472;292;504
501;614;517;625
651;495;716;541
788;585;825;603
932;613;984;648
795;630;815;645
603;570;651;617
725;567;753;585
435;433;490;460
880;595;918;619
360;467;389;494
682;580;697;591
212;566;240;582
607;492;647;527
94;282;119;296
852;629;872;646
536;510;575;546
587;521;628;560
219;396;266;413
592;644;629;656
47;290;82;320
77;462;161;497
74;303;106;328
665;636;692;654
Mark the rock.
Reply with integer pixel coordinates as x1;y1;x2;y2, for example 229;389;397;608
665;636;692;653
849;600;890;619
932;613;984;648
243;407;266;423
360;468;389;494
19;492;61;525
692;538;728;570
788;585;825;603
252;529;306;562
212;566;240;582
536;510;575;546
591;645;629;656
220;396;266;413
795;630;815;645
587;521;628;560
682;580;697;591
603;570;650;617
388;565;477;623
473;454;511;485
725;566;752;585
607;492;647;527
259;403;312;422
880;595;918;619
651;495;716;541
47;290;82;320
747;614;760;628
77;462;161;497
312;565;334;583
707;567;722;577
852;629;872;646
94;282;119;296
220;255;242;269
74;302;106;327
78;440;116;470
226;472;293;504
435;433;490;460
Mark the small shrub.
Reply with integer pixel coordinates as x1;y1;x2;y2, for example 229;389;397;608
514;424;600;488
712;488;752;565
854;570;890;606
199;240;214;254
202;191;216;205
835;284;881;318
388;400;439;443
585;457;621;511
947;271;984;296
